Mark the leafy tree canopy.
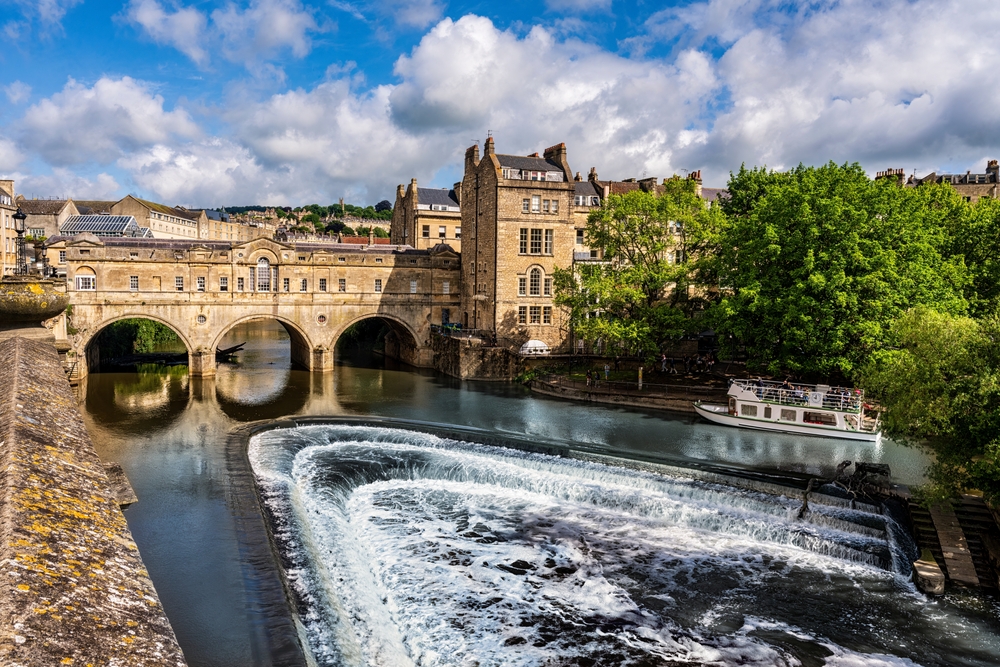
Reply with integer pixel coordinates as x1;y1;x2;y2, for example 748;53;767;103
860;308;1000;504
712;162;969;379
375;199;392;212
554;177;723;356
948;196;1000;317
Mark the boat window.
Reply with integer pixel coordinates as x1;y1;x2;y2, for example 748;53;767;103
740;404;758;417
763;406;772;419
780;409;797;421
803;411;837;426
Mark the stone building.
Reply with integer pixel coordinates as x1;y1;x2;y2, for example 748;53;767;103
459;138;577;351
900;160;1000;203
390;179;462;251
1;179;19;274
13;198;80;239
111;195;206;240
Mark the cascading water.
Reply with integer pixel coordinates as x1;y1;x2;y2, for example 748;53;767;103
249;424;1000;667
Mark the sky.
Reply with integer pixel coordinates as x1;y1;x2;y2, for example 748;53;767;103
1;0;999;208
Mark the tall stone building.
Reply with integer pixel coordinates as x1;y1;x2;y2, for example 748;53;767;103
459;138;576;351
0;179;18;275
390;179;462;251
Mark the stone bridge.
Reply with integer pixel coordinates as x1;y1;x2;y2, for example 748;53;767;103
44;235;461;379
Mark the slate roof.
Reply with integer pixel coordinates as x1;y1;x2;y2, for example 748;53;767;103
496;154;563;172
16;199;70;215
134;198;201;221
574;181;601;197
701;188;728;203
73;200;116;215
190;209;230;222
417;188;459;208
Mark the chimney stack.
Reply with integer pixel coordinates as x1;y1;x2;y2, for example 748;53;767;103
542;142;570;177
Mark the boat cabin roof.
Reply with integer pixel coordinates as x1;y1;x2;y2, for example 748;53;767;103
729;378;864;413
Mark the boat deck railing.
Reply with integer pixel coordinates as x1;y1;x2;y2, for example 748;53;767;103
732;378;863;413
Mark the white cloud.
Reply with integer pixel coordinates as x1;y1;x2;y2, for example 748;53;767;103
5;81;31;103
545;0;612;13
125;0;209;65
212;0;319;66
389;16;718;180
638;0;1000;179
372;0;444;29
126;0;320;69
0;138;25;172
17;2;1000;204
14;170;120;200
18;77;200;166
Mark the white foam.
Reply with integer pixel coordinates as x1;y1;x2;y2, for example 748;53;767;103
247;425;992;667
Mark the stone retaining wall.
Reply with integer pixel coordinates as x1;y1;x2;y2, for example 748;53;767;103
0;337;186;666
431;334;522;380
530;378;727;413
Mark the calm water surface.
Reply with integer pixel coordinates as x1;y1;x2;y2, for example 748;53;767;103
78;321;998;667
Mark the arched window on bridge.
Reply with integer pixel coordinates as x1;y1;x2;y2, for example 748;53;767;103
257;257;271;292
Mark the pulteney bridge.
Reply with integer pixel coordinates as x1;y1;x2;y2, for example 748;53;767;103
44;235;461;379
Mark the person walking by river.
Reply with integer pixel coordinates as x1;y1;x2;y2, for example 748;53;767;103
661;354;667;372
604;363;610;382
586;369;592;387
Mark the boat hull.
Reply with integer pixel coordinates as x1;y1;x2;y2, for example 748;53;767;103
693;402;882;443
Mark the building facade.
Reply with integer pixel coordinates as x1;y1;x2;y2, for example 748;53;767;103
14;198;80;240
459;139;577;351
0;180;17;275
902;160;1000;203
390;179;462;252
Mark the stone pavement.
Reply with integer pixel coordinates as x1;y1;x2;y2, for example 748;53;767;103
0;337;186;666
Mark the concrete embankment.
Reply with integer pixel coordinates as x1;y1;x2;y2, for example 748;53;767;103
0;337;186;666
529;377;728;413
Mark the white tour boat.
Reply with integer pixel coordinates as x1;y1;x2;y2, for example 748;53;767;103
693;379;881;443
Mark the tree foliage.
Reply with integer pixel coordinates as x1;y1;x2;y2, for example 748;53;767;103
948;196;1000;317
554;177;723;356
712;162;969;378
860;308;1000;504
96;319;181;357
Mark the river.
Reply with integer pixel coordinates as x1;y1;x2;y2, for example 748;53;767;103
78;320;1000;667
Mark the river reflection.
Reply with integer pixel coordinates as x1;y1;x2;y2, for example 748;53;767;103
78;320;952;667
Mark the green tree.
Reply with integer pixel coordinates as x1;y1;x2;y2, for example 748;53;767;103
860;308;1000;504
713;162;969;378
948;196;1000;316
554;177;723;356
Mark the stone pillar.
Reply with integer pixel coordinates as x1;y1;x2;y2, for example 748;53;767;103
311;346;333;373
189;347;217;377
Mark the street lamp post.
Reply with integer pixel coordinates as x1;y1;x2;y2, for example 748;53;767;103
12;207;27;276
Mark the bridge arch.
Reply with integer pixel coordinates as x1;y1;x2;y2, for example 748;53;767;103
332;313;423;367
80;314;194;376
210;314;316;371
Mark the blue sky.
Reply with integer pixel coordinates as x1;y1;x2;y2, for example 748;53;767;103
2;0;999;207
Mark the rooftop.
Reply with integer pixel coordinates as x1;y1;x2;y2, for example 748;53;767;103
496;154;564;173
417;188;459;208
